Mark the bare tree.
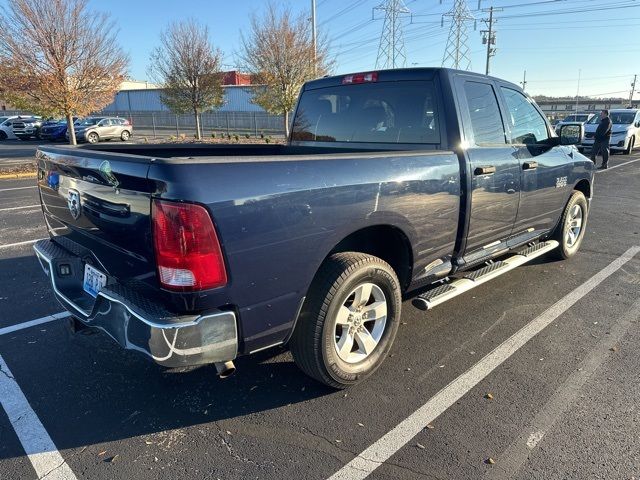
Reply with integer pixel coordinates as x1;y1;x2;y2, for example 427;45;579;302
239;3;332;137
0;0;128;145
149;20;224;140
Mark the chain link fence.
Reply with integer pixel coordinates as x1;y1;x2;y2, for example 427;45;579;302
2;110;287;140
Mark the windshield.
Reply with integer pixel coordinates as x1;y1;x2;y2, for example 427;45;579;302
291;81;440;144
0;117;7;124
610;112;635;124
79;118;100;126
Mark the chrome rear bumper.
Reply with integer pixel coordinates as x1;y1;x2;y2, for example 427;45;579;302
34;239;238;367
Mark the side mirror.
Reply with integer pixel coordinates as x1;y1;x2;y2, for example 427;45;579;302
559;124;583;145
635;121;640;128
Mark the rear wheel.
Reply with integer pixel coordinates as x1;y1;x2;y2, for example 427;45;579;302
120;130;131;141
87;132;99;144
290;252;401;388
550;190;588;260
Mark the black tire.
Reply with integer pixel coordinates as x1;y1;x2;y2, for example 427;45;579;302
0;131;6;140
87;132;99;144
290;252;402;389
120;130;131;141
550;190;588;260
624;136;634;155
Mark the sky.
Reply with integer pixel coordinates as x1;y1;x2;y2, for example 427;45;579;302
19;0;640;99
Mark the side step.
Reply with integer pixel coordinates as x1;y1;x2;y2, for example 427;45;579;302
412;240;559;311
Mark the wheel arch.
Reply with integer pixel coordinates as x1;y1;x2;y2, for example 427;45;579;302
323;224;414;292
574;178;591;200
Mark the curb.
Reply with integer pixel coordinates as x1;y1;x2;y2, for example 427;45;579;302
0;172;37;180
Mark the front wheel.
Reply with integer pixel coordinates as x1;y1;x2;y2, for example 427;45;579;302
550;190;588;260
87;132;99;144
290;252;401;388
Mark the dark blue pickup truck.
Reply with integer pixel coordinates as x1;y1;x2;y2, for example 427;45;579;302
34;68;593;387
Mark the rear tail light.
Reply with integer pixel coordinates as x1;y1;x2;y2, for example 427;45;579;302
342;72;378;84
124;119;131;126
152;199;227;291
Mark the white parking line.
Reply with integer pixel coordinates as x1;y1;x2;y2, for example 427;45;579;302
0;312;70;337
595;157;640;173
329;245;640;480
0;354;78;480
0;186;36;192
0;239;43;250
0;204;40;212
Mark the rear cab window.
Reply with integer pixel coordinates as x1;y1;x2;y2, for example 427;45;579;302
291;81;441;145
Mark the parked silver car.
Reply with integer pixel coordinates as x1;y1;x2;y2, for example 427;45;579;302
67;117;133;143
554;113;595;134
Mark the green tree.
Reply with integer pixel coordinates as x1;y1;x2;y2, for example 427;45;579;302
240;3;332;137
149;20;224;140
0;0;128;145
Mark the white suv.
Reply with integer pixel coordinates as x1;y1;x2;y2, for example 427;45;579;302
0;116;20;140
582;109;640;154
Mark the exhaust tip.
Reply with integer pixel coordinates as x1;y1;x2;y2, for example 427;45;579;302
215;360;236;379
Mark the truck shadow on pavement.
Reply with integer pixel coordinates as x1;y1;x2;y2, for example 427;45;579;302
0;254;335;460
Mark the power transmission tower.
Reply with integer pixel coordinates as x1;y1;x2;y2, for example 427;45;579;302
629;74;637;106
441;0;475;71
480;6;502;75
374;0;411;69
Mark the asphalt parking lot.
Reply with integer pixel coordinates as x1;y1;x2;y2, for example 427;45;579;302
0;152;639;480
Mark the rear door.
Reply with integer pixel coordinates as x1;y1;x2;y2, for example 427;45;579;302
497;85;571;241
97;119;116;139
454;77;520;259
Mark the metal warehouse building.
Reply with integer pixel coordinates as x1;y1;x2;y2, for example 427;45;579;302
101;85;266;113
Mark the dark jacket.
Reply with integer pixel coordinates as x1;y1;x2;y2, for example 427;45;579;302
594;116;612;141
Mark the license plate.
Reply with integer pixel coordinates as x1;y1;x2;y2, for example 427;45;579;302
83;264;107;298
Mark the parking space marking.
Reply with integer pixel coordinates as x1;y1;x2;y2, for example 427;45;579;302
0;204;40;212
595;157;640;173
0;312;70;337
329;246;640;480
0;239;43;250
0;354;78;480
488;296;640;480
0;186;36;192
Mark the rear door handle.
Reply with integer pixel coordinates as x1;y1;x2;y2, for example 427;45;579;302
474;165;496;175
523;161;538;170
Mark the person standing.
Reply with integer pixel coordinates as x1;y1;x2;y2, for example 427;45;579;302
591;109;612;169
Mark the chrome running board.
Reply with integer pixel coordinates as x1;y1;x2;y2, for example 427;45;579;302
412;240;559;311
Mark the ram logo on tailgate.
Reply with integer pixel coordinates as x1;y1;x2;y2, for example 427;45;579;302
67;189;82;219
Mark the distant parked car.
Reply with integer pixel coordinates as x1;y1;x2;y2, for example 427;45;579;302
581;109;640;154
67;117;132;143
39;118;80;142
12;116;43;140
554;113;595;134
0;116;19;140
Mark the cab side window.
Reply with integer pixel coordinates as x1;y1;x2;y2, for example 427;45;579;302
463;81;506;146
500;87;549;144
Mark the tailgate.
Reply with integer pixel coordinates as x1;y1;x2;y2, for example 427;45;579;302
37;147;155;281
